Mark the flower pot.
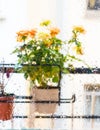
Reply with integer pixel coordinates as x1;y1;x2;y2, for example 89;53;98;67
30;87;59;114
27;87;59;128
0;94;14;121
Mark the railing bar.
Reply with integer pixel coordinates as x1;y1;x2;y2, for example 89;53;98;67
13;115;100;119
0;100;74;103
0;63;100;74
15;96;33;99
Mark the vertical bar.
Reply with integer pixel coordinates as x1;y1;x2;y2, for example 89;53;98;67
91;92;96;128
58;65;61;105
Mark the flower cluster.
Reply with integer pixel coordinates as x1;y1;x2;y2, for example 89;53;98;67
13;20;86;87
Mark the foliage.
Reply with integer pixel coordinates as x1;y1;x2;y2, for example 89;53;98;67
13;20;86;87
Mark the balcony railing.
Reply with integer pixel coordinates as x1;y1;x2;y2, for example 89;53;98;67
0;63;100;129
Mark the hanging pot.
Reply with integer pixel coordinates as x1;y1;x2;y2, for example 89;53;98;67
0;94;14;121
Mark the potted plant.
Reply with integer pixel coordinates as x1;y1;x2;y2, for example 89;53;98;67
0;60;14;121
12;20;86;113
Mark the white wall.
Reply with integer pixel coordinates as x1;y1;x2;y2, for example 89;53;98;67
26;0;58;27
0;0;28;63
0;0;100;66
62;0;100;67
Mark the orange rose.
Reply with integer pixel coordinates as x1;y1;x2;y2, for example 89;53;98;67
16;30;29;36
16;30;29;42
50;27;60;37
28;29;37;38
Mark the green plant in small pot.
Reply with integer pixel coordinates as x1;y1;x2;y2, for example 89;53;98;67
0;60;14;121
13;20;86;112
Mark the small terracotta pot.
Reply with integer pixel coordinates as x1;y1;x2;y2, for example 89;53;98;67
0;94;14;121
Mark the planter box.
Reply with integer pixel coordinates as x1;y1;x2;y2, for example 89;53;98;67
27;87;59;128
30;87;59;114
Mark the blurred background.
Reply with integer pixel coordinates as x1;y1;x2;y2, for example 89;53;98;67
0;0;100;67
